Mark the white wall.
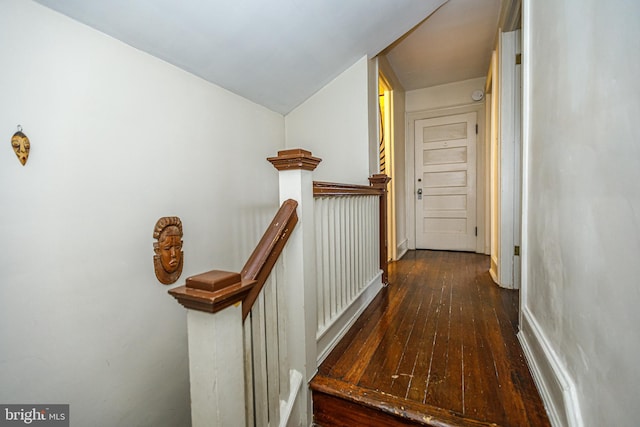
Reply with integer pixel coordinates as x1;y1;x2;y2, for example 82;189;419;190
285;56;372;185
522;0;640;425
406;77;487;112
0;1;284;426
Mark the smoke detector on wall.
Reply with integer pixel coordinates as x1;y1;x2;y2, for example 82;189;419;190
471;90;484;101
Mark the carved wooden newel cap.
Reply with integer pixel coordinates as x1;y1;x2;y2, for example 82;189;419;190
267;148;322;171
368;174;391;189
169;270;256;314
187;270;241;292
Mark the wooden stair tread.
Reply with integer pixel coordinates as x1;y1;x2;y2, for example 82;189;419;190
311;375;501;427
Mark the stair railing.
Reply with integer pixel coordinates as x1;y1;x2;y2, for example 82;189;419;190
169;199;300;427
169;148;389;427
240;199;301;427
313;176;390;363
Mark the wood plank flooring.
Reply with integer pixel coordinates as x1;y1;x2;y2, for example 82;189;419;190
311;250;550;427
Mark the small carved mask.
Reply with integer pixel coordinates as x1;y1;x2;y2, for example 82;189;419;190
11;131;30;166
153;217;184;285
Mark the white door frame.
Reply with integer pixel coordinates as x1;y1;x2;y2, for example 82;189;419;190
494;29;522;290
406;102;487;254
520;0;531;327
379;72;397;261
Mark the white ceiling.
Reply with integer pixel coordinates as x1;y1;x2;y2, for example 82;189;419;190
33;0;502;114
385;0;502;91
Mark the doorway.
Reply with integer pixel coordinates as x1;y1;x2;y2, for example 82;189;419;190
414;112;478;251
406;100;487;256
379;73;396;261
486;29;522;290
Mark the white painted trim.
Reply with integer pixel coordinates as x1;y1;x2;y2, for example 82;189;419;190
483;92;492;255
512;30;523;291
405;111;416;251
520;0;531;333
396;238;409;260
489;263;499;285
518;307;584;427
279;369;303;427
316;272;383;365
405;102;486;253
498;30;517;289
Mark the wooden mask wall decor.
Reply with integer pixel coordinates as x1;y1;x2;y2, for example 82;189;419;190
153;216;184;285
11;126;30;166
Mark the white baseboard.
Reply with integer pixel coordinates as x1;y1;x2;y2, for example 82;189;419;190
518;307;583;427
397;239;408;260
489;266;499;285
315;272;383;365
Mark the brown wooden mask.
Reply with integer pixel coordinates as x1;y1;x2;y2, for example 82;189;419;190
153;216;184;285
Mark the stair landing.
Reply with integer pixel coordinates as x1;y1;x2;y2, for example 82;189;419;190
310;250;550;427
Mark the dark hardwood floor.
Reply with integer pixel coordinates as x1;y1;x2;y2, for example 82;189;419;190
311;250;550;427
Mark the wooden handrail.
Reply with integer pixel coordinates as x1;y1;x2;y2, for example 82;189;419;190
313;181;383;197
240;199;298;320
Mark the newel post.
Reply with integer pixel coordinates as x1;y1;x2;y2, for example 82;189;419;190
267;149;321;426
169;271;256;427
369;174;391;285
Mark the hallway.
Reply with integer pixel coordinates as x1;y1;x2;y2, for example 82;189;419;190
311;250;550;426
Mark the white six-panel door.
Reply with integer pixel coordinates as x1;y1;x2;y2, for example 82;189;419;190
414;112;477;251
